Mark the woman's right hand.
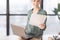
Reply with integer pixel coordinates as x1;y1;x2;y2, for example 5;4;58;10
39;24;45;30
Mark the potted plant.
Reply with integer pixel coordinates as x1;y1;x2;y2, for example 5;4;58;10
53;3;60;20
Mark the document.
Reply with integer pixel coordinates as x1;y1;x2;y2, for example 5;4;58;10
29;13;47;27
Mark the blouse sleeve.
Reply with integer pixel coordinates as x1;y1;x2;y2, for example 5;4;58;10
26;10;31;27
25;10;31;32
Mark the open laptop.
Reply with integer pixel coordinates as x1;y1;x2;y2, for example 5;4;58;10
11;24;25;37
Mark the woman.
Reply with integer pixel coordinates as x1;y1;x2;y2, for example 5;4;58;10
21;0;47;40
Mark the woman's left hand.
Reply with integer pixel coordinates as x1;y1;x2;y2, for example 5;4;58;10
39;24;45;30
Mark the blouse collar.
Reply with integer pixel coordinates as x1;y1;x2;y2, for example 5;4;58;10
31;8;42;14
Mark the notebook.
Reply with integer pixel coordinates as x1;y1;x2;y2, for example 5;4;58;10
29;13;47;27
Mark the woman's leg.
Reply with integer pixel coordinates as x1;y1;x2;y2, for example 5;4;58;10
30;37;42;40
20;34;33;40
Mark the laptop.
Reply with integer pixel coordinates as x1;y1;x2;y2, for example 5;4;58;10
11;24;25;37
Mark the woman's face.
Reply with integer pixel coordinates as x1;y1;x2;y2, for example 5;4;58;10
32;0;41;7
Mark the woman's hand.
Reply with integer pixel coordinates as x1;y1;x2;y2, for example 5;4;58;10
39;24;45;30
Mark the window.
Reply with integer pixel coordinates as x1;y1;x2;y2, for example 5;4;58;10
0;0;6;14
0;0;6;36
43;0;58;15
